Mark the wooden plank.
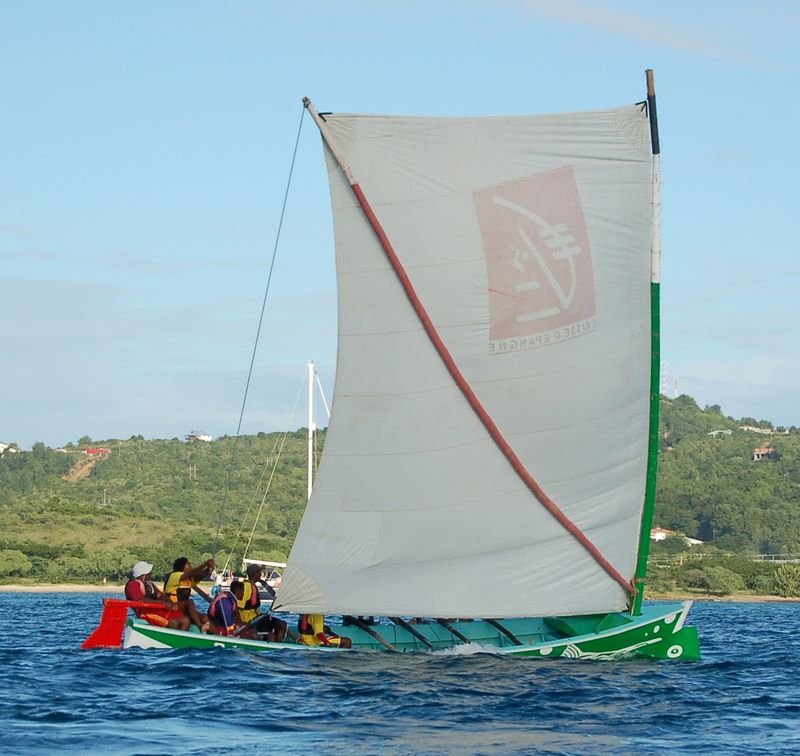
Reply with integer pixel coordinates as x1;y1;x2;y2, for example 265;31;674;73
353;618;398;652
436;619;471;644
389;617;435;649
484;618;523;646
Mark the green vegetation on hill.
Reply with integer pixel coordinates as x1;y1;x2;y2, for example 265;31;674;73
649;395;800;597
0;430;320;583
1;394;799;594
657;395;800;553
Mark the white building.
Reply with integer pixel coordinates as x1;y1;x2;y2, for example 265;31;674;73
650;527;676;542
651;527;704;546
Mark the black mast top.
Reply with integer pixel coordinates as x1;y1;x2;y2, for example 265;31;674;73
646;69;660;156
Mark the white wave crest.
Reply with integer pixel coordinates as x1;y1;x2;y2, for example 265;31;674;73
430;643;502;657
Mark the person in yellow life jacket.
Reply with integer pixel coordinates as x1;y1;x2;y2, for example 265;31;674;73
239;564;287;642
207;581;257;638
163;556;215;632
297;614;352;648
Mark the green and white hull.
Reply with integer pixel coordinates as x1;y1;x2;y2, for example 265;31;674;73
123;601;699;661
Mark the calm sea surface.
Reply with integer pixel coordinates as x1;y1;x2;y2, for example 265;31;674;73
2;594;799;754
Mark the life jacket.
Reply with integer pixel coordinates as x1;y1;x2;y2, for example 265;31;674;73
298;614;325;636
243;581;260;610
298;614;312;635
124;578;144;602
208;592;237;629
238;581;261;624
124;577;159;600
298;614;336;646
143;580;159;599
164;571;194;602
124;578;168;620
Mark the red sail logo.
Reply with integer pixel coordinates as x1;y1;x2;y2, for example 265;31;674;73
474;166;595;353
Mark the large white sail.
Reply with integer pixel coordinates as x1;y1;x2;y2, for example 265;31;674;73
276;104;654;618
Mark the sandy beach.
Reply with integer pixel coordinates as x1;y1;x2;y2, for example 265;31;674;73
0;582;218;594
0;583;126;593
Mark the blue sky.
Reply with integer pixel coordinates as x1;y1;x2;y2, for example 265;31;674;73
2;1;798;449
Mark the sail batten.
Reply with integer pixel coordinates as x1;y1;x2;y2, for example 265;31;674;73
277;102;653;618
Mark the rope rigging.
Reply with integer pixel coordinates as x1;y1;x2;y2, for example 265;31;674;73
218;373;306;576
218;430;286;577
211;104;307;557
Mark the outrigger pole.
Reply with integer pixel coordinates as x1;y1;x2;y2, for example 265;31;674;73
632;68;662;615
302;97;637;599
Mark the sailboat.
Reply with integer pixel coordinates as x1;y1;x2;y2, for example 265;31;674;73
84;71;700;660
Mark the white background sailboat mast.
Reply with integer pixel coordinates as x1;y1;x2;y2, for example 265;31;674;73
306;359;331;502
307;360;315;502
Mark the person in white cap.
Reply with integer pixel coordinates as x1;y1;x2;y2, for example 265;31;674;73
124;561;190;630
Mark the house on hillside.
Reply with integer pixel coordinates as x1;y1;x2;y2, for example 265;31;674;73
651;527;704;546
753;447;777;461
707;429;732;437
650;527;676;541
0;442;19;454
85;447;111;456
740;425;773;435
185;431;213;442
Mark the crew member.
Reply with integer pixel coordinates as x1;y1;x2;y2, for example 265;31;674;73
208;581;253;637
163;556;215;632
239;564;287;642
124;560;190;631
297;614;352;648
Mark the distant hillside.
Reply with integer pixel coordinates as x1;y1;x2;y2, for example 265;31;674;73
1;395;799;583
656;395;800;553
0;430;319;582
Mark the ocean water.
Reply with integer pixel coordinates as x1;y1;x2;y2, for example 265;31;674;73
2;594;799;755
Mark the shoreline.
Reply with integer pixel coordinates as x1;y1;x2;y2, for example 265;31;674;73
0;582;207;594
651;592;800;603
0;583;126;593
1;583;798;602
